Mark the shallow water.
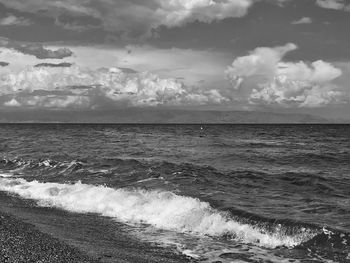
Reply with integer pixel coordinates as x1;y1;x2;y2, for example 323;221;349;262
0;124;349;262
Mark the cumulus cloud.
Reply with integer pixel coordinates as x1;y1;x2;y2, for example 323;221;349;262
0;44;230;90
0;37;73;59
0;14;32;26
291;17;312;25
4;98;21;107
0;65;228;109
315;0;348;10
225;43;346;108
0;0;263;37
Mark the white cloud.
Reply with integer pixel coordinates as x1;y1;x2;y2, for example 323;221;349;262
315;0;349;10
291;17;312;25
18;95;90;109
225;43;346;108
225;43;297;85
0;65;228;109
156;0;253;27
4;98;21;107
0;15;32;26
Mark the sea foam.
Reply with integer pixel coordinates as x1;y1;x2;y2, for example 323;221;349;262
0;173;13;178
0;178;315;248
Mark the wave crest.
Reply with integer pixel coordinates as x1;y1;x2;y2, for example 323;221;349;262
0;178;316;248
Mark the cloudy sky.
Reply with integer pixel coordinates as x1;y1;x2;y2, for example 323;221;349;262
0;0;349;119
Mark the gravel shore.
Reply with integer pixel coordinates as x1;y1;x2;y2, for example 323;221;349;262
0;211;99;263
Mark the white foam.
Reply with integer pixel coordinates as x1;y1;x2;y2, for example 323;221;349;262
0;178;315;248
0;173;13;178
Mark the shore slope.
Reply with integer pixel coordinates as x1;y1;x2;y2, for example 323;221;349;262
0;211;98;263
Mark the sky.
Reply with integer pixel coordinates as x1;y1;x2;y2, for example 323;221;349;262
0;0;349;120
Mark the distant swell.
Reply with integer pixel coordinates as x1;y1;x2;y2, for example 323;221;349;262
0;177;316;248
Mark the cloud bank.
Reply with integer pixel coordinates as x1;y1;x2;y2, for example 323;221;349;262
0;66;227;109
0;37;73;59
225;43;346;108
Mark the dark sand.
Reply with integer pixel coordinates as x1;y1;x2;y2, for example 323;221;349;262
0;211;98;263
0;192;193;263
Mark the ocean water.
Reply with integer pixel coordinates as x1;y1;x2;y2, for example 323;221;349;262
0;124;349;262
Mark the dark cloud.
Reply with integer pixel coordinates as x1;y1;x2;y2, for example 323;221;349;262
0;61;9;67
0;37;73;59
34;62;72;68
0;0;349;62
24;90;74;96
54;13;102;32
149;0;350;61
0;0;259;38
117;67;138;74
0;2;105;43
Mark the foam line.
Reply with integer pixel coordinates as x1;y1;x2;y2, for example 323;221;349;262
0;178;315;248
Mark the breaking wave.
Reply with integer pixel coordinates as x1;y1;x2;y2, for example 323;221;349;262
0;177;316;248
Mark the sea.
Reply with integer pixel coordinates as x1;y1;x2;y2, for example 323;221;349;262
0;124;349;263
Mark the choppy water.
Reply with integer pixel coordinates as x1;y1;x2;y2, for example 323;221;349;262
0;124;349;262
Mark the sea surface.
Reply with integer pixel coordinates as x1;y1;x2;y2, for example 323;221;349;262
0;124;349;262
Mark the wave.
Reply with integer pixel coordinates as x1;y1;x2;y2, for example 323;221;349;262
0;177;316;249
1;156;348;201
0;157;85;175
